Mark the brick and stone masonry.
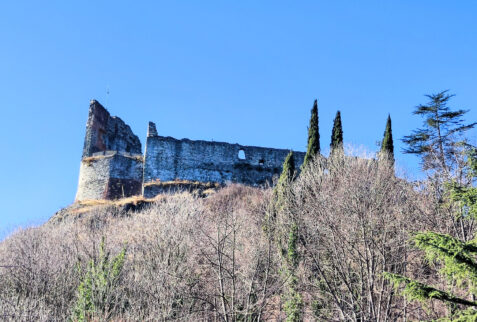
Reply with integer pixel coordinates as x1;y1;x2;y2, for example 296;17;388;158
75;100;305;201
75;100;143;201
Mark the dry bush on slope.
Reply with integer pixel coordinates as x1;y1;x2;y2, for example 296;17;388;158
192;185;282;321
281;154;437;321
0;157;450;321
0;186;280;321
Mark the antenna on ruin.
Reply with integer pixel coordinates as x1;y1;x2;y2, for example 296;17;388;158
105;85;110;107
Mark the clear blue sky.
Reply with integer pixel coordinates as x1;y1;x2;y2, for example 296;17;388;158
0;1;476;238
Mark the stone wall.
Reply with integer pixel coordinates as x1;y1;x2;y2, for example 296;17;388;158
76;101;143;201
76;152;143;200
143;123;305;196
76;102;306;201
82;100;141;157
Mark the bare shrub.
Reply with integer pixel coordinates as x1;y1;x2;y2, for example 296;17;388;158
285;152;431;321
0;224;82;320
0;187;280;320
191;185;281;321
0;155;451;321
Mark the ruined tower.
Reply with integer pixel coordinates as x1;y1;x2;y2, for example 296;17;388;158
75;100;305;201
75;100;143;201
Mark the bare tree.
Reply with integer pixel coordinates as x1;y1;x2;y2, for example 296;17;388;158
283;152;430;321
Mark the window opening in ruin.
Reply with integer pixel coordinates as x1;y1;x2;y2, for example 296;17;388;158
238;149;246;160
259;159;265;166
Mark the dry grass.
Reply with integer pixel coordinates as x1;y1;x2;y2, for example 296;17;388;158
68;195;162;215
82;155;109;165
143;178;221;188
77;195;157;207
82;153;143;166
71;181;220;216
127;154;144;162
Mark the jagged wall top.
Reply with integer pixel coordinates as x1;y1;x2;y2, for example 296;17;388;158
147;121;158;137
76;100;306;201
82;100;142;158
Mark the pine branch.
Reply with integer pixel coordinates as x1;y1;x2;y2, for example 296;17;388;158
383;272;477;307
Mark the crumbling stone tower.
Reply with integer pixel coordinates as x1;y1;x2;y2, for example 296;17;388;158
75;100;143;201
75;100;306;201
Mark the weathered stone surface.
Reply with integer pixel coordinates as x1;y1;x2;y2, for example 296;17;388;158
76;155;111;200
76;152;143;201
75;100;306;201
147;121;158;137
143;136;305;188
77;101;144;201
82;100;141;157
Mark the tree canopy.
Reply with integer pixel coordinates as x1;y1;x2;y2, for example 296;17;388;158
380;114;394;163
330;110;343;154
402;90;476;175
302;99;320;169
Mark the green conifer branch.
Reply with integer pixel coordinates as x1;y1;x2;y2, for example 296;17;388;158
383;272;477;307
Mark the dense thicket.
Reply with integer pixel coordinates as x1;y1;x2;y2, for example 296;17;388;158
0;153;447;321
0;186;277;321
385;137;477;321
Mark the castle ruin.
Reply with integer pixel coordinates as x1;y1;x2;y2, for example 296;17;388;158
75;100;305;201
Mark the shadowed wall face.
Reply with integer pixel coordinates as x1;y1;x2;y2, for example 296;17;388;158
82;100;142;158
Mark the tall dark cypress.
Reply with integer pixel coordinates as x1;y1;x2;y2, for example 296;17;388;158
302;100;320;169
330;111;343;153
278;151;295;188
380;115;394;163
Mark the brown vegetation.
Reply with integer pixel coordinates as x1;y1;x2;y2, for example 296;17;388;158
82;153;143;166
0;154;466;320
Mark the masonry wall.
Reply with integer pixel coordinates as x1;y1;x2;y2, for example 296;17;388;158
76;101;307;201
76;156;111;201
82;100;142;158
76;100;143;201
143;129;305;197
76;152;144;200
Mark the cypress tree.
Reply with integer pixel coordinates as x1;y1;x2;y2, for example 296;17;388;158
267;151;295;226
330;111;343;154
284;222;303;322
380;115;394;163
277;151;295;192
273;152;303;320
302;99;320;169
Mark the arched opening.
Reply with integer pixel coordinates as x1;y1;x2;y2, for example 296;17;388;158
238;149;246;160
